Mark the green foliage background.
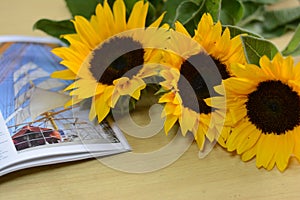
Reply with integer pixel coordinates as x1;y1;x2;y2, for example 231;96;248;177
34;0;300;65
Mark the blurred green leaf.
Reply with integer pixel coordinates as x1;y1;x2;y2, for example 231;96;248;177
220;0;244;25
242;20;299;39
202;0;221;21
238;2;264;27
263;6;300;30
65;0;103;19
161;0;205;26
33;19;75;44
223;25;262;38
285;21;300;30
174;1;202;24
145;1;157;25
241;0;279;3
241;35;279;65
282;24;300;56
162;0;190;25
242;1;261;19
148;0;165;16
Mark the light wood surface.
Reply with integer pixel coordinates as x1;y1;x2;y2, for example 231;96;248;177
1;0;300;199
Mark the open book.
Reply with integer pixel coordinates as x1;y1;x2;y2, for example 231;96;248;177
0;36;131;176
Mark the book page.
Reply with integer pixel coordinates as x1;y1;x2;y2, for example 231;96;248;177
0;112;18;165
0;36;130;176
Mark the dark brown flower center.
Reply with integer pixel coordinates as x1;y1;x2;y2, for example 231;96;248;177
179;52;230;114
246;80;300;135
89;37;144;85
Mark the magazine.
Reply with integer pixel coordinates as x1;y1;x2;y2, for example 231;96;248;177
0;36;131;176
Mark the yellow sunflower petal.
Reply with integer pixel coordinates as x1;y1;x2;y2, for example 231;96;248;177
229;106;247;124
63;81;77;91
266;154;277;171
103;0;116;34
236;126;260;154
164;114;178;134
226;121;251;152
241;145;257;161
95;3;112;39
61;34;81;44
256;134;276;169
230;63;266;81
293;127;300;161
51;69;77;80
95;93;111;123
206;127;218;142
149;12;166;27
103;85;115;102
159;92;175;103
173;104;182;116
64;96;83;108
59;60;82;76
174;21;190;36
113;0;126;32
52;47;83;64
217;126;231;148
72;16;101;49
69;79;98;99
204;96;226;109
164;103;179;116
280;55;294;81
293;61;300;78
195;125;206;150
89;96;97;121
224;77;256;94
127;1;148;29
179;108;197;136
275;133;294;171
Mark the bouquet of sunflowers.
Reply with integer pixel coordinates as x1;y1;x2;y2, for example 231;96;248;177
34;0;300;172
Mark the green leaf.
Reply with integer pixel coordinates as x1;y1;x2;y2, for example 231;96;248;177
65;0;103;19
285;21;300;30
237;2;264;27
242;21;290;39
260;26;286;38
162;0;203;25
161;0;185;25
220;0;244;25
263;6;300;30
241;35;279;65
242;2;261;19
282;24;300;56
147;0;165;18
146;1;159;25
174;1;202;25
148;0;164;8
241;0;280;4
223;25;262;38
203;0;221;21
33;19;75;43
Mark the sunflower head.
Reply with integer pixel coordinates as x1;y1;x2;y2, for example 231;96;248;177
193;13;247;77
51;0;167;123
207;53;300;171
157;13;246;150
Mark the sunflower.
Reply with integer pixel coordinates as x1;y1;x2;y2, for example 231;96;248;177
158;67;220;150
158;13;245;150
206;53;300;171
51;0;166;122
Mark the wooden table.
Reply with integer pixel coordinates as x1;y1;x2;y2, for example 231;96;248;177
1;0;300;199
